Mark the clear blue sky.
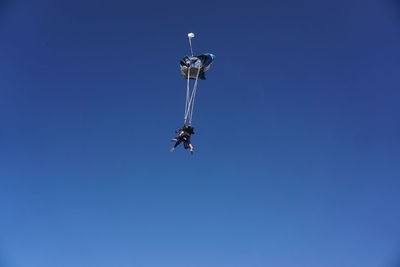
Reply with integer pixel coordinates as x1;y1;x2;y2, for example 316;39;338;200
1;0;400;266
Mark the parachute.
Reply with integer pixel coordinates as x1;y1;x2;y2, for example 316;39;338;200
180;33;215;126
180;53;215;80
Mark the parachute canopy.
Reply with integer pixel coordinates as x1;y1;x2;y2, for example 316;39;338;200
180;53;215;80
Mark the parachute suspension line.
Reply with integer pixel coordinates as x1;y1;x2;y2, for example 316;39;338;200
184;67;191;124
185;78;198;125
188;70;200;125
183;68;201;125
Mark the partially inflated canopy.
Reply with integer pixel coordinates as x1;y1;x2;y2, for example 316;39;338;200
180;53;215;80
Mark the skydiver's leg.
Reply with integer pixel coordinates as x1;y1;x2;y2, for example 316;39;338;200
170;139;182;152
174;139;183;148
184;140;189;149
183;139;194;154
189;143;194;154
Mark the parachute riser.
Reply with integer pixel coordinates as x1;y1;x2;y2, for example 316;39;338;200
183;67;201;125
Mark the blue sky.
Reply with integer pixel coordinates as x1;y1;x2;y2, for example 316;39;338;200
1;0;400;266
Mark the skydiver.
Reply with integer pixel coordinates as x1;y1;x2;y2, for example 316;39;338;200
170;125;195;154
